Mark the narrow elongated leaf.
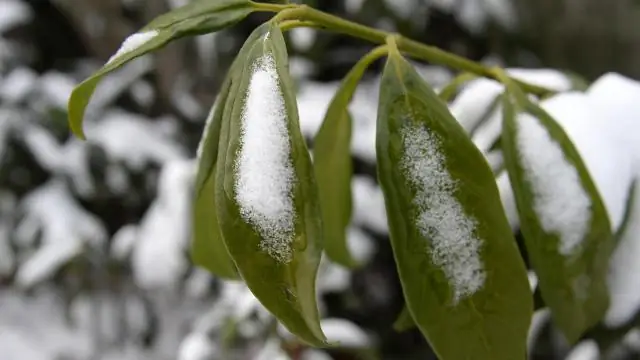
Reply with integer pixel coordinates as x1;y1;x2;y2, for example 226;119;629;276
68;1;251;139
313;47;386;268
190;24;267;280
376;51;532;360
313;110;355;267
501;92;613;343
216;24;327;346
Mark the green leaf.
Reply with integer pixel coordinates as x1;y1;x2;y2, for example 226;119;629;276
392;305;415;332
376;51;532;360
313;110;356;268
501;92;614;344
190;23;267;280
68;0;251;139
216;23;328;347
313;46;386;269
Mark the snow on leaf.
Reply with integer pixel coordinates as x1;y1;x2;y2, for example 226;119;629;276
540;92;634;231
235;54;296;264
515;113;592;255
605;180;640;327
107;31;160;65
320;318;370;348
400;122;485;302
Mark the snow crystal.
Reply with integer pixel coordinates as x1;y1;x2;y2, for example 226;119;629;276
515;113;591;256
107;30;159;65
400;121;485;302
605;180;640;327
235;53;296;263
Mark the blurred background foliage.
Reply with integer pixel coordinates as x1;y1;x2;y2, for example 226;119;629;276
0;0;639;359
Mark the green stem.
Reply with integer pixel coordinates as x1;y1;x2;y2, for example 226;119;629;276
251;2;555;97
278;20;323;32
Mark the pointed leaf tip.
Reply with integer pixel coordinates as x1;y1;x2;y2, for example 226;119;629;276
66;2;251;139
501;93;613;343
377;54;532;360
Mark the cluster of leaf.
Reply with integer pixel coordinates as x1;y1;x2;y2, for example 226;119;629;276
67;1;640;359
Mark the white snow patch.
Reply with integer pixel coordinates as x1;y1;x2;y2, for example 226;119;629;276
37;71;76;109
540;92;634;231
471;104;502;153
15;180;107;288
345;0;366;13
400;121;485;302
0;67;37;103
449;78;502;133
497;171;520;231
526;309;550;354
605;180;640;327
347;226;376;264
586;73;640;174
235;53;296;263
297;81;337;138
290;27;316;51
565;340;599;360
321;318;370;348
107;30;159;65
515;113;591;256
87;110;185;170
177;332;217;360
110;224;139;261
133;160;195;289
0;0;32;33
352;176;388;234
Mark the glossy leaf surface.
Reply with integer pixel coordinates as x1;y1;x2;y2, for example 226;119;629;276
501;92;614;343
68;0;251;139
190;24;266;280
376;51;532;360
216;24;327;346
312;47;386;268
